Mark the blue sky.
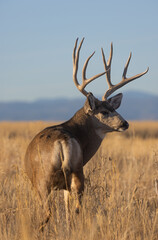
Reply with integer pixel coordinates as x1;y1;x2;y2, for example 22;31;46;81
0;0;158;102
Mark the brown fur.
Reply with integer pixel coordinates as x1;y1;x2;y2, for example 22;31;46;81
24;94;128;230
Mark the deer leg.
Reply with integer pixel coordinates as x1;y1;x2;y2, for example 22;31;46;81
64;189;71;235
39;198;51;232
37;185;51;232
71;170;84;214
64;190;70;222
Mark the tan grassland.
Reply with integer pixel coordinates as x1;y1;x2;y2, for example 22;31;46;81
0;121;158;240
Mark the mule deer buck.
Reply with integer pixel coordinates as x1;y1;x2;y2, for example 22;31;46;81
24;38;148;230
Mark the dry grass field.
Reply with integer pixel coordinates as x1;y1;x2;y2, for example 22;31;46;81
0;121;158;240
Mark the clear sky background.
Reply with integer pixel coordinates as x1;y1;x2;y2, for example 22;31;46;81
0;0;157;102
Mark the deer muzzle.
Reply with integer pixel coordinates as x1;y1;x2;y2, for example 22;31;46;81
117;120;129;132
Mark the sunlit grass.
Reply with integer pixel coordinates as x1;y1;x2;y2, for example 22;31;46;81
0;121;158;239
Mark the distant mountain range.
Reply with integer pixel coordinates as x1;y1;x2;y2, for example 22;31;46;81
1;91;158;121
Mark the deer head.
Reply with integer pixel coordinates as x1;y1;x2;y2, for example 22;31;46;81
73;38;149;134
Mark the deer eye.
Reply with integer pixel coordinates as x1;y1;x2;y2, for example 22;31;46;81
101;111;109;115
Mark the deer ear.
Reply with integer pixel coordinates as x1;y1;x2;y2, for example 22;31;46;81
84;93;96;115
107;93;123;110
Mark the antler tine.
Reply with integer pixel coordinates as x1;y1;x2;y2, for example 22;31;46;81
122;52;149;82
101;42;113;89
73;38;107;97
102;46;149;100
82;52;106;88
122;52;132;79
73;37;84;89
82;51;95;82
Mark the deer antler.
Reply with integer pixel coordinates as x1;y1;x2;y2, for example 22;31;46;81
101;43;149;100
73;38;107;97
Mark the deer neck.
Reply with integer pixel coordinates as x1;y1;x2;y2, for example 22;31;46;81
65;108;105;166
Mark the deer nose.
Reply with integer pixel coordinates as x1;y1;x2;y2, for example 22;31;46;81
117;121;129;132
122;121;129;129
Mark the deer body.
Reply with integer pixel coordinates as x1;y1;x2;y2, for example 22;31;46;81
25;99;127;189
24;38;148;230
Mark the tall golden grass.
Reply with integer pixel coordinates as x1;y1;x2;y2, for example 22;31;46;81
0;121;158;240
